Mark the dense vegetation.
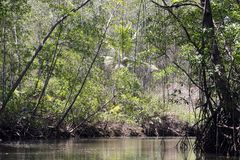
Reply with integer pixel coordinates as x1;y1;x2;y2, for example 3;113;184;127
0;0;239;156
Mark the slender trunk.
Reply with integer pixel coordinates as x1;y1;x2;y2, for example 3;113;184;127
32;25;63;115
11;25;20;88
32;46;61;115
9;51;15;88
0;0;91;112
118;50;121;67
13;25;22;89
55;13;113;129
63;65;82;111
1;19;7;106
70;95;116;133
134;0;142;73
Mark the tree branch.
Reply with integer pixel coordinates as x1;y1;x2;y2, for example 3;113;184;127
172;61;203;91
0;0;91;113
69;94;117;133
151;0;203;10
151;0;202;54
55;11;114;129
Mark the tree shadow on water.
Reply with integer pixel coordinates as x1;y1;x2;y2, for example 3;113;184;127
177;136;194;160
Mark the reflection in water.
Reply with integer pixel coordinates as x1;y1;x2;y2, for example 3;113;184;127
0;138;238;160
177;136;194;160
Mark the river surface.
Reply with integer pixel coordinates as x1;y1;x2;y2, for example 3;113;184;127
0;138;238;160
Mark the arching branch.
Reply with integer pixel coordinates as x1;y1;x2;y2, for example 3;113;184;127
151;0;203;10
55;12;114;129
151;0;202;54
0;0;91;112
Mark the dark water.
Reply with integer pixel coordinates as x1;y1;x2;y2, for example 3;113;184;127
0;138;238;160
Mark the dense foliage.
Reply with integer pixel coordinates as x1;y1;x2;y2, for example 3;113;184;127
0;0;239;156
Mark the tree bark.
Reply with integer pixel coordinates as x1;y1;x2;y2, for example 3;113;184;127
1;19;7;107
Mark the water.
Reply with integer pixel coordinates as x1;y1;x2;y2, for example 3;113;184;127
0;138;238;160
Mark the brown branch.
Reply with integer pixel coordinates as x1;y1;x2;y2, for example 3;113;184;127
32;24;63;115
151;0;202;54
69;94;117;133
0;0;91;113
172;61;203;91
55;12;114;129
151;0;203;10
217;124;240;130
166;49;218;108
1;19;7;106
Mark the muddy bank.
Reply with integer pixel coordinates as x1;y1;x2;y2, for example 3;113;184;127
76;114;195;138
0;114;195;141
142;114;195;136
75;122;144;137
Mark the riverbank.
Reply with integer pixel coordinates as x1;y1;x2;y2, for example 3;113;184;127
74;114;194;138
0;114;195;141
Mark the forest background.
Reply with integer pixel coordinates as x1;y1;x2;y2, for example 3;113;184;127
0;0;240;156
